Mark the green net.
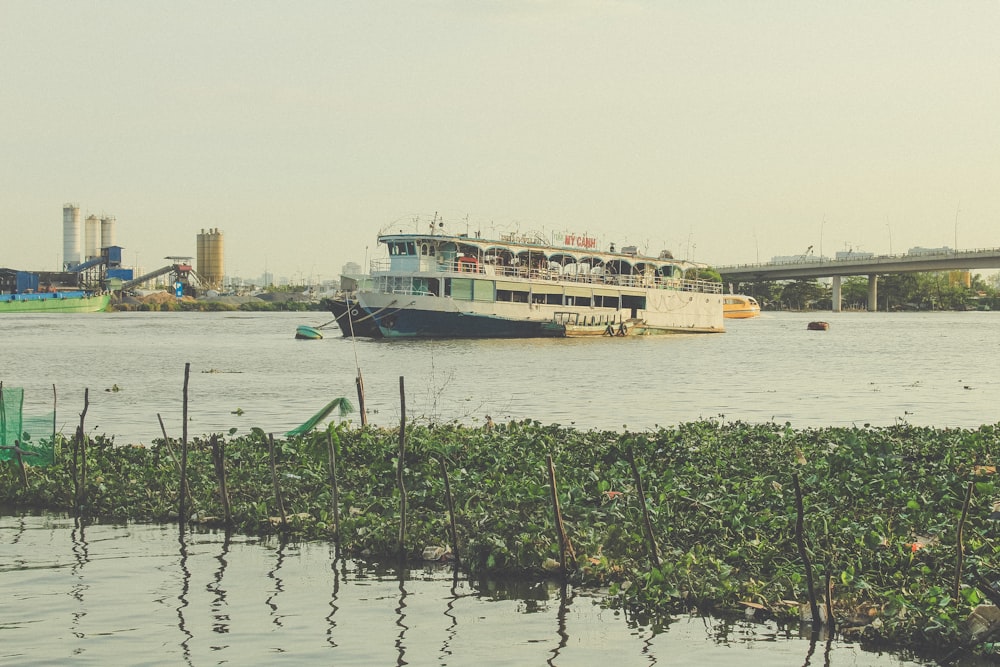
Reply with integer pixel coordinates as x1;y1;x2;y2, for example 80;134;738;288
1;387;56;467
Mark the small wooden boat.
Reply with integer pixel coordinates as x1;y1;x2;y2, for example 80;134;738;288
295;325;324;340
807;321;829;331
551;311;636;337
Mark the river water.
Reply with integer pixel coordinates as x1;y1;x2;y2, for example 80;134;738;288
2;310;998;665
2;310;998;442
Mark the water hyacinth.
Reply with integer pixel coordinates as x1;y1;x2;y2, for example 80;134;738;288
2;419;1000;656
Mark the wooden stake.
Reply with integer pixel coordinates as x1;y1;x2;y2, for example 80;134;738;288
793;473;821;627
438;457;460;564
179;363;190;525
268;433;288;527
326;430;340;539
51;384;57;457
546;454;575;578
397;376;407;555
955;480;974;602
356;371;368;428
11;441;29;487
78;388;90;508
158;413;193;507
626;444;660;568
825;572;835;631
210;434;232;526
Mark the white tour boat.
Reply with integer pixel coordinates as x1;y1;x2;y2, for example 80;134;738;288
354;219;725;338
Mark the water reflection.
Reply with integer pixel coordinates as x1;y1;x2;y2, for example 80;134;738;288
208;530;232;637
801;633;834;667
0;515;937;666
546;583;572;666
176;528;193;666
394;566;409;666
326;543;341;648
439;570;461;661
70;516;88;642
266;538;287;627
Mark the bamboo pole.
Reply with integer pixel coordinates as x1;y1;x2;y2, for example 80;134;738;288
158;413;193;506
397;376;407;556
356;371;368;428
626;444;660;568
210;434;232;526
825;572;835;631
438;457;460;564
546;454;575;578
326;430;340;539
954;480;975;602
11;441;29;487
77;388;90;508
51;384;57;456
268;433;288;527
179;363;190;525
793;472;821;626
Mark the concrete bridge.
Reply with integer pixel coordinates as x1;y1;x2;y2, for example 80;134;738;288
716;247;1000;311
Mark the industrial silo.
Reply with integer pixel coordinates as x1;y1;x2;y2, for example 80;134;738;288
101;215;116;249
196;228;224;289
62;203;81;269
84;215;100;260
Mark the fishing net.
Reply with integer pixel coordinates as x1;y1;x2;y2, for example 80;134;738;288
0;387;56;467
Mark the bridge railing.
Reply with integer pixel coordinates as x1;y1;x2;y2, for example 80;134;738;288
715;247;1000;272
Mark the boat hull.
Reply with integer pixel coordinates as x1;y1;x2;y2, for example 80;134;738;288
322;297;383;338
357;292;723;339
295;325;324;340
0;293;110;313
362;304;565;338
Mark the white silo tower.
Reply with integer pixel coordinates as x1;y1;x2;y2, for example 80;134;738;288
84;215;100;260
62;203;81;269
101;215;116;249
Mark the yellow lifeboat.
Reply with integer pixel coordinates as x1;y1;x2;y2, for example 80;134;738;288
723;295;761;319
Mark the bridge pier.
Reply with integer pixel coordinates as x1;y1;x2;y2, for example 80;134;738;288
831;276;842;312
867;274;878;312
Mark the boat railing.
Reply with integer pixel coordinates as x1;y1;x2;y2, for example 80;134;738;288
390;288;435;297
369;259;722;293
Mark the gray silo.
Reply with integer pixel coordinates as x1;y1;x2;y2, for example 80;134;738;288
62;203;81;269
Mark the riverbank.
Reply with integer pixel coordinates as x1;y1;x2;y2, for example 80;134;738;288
109;290;330;311
3;419;999;659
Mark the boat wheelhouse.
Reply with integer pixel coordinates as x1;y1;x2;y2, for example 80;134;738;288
355;222;724;338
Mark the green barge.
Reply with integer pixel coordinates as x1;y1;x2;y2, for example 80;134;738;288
0;291;110;313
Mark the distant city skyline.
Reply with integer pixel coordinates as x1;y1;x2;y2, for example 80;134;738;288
2;3;998;280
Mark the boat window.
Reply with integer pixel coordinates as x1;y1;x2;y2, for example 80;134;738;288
388;241;416;256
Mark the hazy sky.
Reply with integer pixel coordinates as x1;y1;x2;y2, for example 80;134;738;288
3;1;999;282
